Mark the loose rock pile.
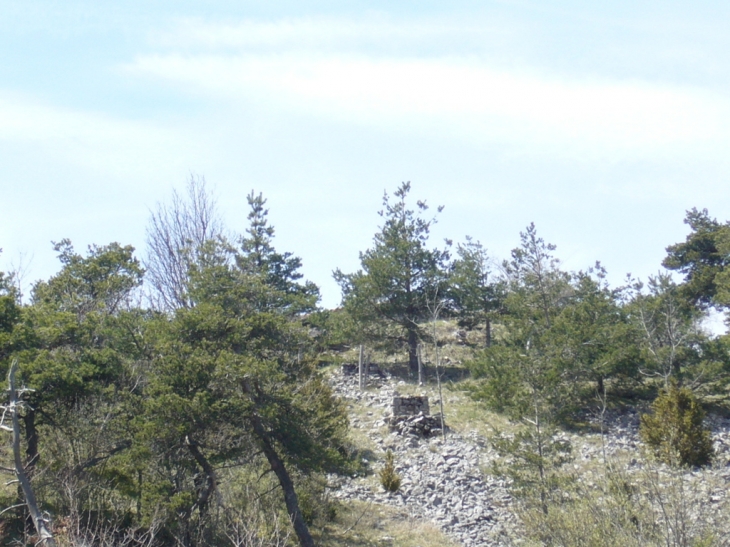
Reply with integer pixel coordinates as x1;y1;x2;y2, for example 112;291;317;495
329;370;518;546
388;413;447;438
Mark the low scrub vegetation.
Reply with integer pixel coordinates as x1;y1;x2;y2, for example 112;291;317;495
518;462;726;547
379;450;401;493
640;381;714;467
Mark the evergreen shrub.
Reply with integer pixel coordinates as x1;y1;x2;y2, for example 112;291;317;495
379;450;401;493
639;381;714;467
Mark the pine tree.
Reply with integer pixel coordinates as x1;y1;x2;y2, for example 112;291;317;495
334;182;450;374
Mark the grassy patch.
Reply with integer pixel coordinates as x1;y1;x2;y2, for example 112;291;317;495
316;500;459;547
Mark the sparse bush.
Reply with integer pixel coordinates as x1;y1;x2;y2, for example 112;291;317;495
519;462;726;547
491;424;573;515
640;381;714;467
379;450;401;493
297;475;338;526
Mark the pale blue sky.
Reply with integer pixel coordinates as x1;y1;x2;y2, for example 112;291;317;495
3;1;730;308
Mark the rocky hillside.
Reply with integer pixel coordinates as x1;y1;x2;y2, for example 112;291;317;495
327;366;730;547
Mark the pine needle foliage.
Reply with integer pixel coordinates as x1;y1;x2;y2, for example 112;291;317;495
379;450;401;493
640;381;714;467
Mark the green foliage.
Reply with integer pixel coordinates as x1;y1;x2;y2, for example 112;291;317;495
640;381;714;467
297;475;338;526
303;308;356;354
32;239;144;315
0;267;22;361
520;464;723;547
491;424;573;514
379;450;401;493
139;196;347;546
10;186;730;546
550;268;640;389
0;190;350;546
448;237;505;346
334;182;450;372
663;207;730;310
466;224;584;423
466;345;527;415
0;242;154;545
237;191;320;314
502;222;572;330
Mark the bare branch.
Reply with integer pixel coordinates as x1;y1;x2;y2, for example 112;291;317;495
145;175;223;311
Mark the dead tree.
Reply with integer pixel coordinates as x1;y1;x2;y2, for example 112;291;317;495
0;360;57;546
427;292;447;441
146;175;223;311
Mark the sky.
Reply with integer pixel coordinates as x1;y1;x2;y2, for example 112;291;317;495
2;0;730;310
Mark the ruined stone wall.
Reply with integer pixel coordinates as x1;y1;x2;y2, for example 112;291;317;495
392;396;430;416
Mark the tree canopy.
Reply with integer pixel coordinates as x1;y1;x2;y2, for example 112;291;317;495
4;185;730;546
334;182;450;373
663;207;730;310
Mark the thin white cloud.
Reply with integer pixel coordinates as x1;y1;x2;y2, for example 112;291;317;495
0;92;197;179
128;50;729;161
153;16;502;51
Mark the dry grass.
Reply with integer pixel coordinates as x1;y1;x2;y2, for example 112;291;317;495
316;500;460;547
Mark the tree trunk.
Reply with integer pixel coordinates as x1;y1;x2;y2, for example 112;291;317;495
485;318;492;348
242;379;314;547
185;436;217;517
7;361;57;547
408;327;419;375
248;414;315;547
358;345;364;391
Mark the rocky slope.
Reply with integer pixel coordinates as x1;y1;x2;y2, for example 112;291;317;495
329;371;518;546
328;368;730;546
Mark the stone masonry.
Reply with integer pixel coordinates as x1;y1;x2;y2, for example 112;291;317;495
392;396;430;416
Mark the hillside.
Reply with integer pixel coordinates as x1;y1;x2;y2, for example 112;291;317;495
320;348;730;547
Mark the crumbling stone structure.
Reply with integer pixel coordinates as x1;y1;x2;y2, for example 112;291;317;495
388;396;445;438
392;396;430;416
389;414;446;438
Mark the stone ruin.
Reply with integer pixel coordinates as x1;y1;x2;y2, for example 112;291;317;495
388;396;447;438
392;396;430;416
341;362;386;378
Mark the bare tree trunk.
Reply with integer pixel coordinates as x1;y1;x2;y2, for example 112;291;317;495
242;380;314;547
485;317;492;348
6;361;57;546
358;345;364;391
408;327;419;375
22;403;38;535
185;436;217;516
248;415;315;547
417;343;423;386
427;292;447;440
436;365;446;441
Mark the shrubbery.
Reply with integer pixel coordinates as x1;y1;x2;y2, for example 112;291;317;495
639;381;714;467
520;463;722;547
379;450;401;493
